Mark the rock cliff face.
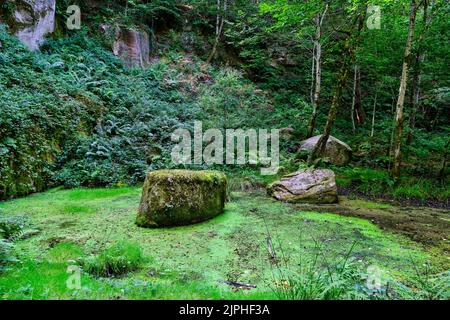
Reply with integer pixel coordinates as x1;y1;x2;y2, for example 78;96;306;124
5;1;152;65
112;28;151;68
11;0;56;50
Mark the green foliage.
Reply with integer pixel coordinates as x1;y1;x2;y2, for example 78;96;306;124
0;214;26;268
0;26;191;193
0;0;449;301
392;176;449;201
336;167;394;194
1;24;286;196
0;239;15;269
270;245;367;300
0;27;102;198
392;180;430;200
47;242;85;264
0;215;26;240
394;267;450;300
82;242;146;277
0;259;116;299
197;68;274;129
336;166;449;202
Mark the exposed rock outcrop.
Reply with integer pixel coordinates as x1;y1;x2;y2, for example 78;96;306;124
112;28;150;68
11;0;56;50
268;169;338;204
299;135;352;166
136;170;227;228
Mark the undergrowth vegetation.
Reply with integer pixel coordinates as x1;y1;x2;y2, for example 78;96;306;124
82;242;146;277
335;166;449;203
0;26;287;199
0;214;28;269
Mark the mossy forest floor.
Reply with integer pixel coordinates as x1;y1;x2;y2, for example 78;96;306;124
0;187;448;300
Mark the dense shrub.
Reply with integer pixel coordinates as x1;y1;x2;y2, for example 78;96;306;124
0;27;100;198
1;25;284;196
335;167;394;194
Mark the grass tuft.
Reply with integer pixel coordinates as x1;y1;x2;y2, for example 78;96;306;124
82;242;146;277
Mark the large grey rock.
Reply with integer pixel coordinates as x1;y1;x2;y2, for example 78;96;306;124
112;28;150;68
12;0;56;51
300;135;352;166
268;169;338;204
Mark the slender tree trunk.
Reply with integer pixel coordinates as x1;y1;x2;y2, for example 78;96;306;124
308;10;365;165
306;5;328;138
351;65;358;133
310;44;316;106
406;0;429;145
370;90;378;139
207;0;228;64
387;92;396;170
354;66;364;124
392;0;418;180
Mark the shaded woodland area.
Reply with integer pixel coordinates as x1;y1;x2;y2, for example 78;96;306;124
0;0;449;301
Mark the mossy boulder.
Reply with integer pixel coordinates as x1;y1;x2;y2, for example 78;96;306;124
136;170;227;228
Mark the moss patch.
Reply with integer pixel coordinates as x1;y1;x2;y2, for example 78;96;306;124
291;196;450;261
0;187;446;299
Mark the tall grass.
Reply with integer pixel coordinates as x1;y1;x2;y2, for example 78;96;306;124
261;222;449;300
82;241;146;277
265;236;370;300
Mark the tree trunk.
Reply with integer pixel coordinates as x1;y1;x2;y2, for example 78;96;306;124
392;0;418;180
306;5;328;138
354;66;364;124
370;90;378;139
207;0;228;64
406;0;429;145
310;44;316;107
308;10;365;165
351;65;358;133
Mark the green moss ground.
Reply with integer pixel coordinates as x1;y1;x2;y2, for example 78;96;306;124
0;187;445;300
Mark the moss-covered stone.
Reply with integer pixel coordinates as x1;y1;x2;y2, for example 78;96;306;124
136;170;227;228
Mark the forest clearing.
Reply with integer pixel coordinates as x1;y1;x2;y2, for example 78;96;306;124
0;0;448;304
